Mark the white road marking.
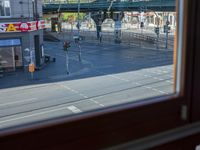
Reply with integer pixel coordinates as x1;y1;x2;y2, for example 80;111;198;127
67;105;82;113
89;98;105;107
108;74;129;82
0;98;38;107
0;106;70;125
58;83;105;107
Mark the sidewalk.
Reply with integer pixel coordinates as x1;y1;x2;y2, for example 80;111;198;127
0;42;87;89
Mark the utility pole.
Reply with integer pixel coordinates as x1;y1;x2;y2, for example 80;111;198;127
77;0;82;62
165;13;170;49
77;0;80;38
154;12;160;49
66;50;69;74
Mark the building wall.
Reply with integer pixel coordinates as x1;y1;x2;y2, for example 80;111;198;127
0;30;44;67
0;0;45;71
9;0;43;19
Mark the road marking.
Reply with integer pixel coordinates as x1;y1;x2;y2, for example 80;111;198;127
89;98;105;107
0;98;38;107
0;106;70;126
108;74;129;82
96;69;171;96
67;105;82;113
58;83;105;107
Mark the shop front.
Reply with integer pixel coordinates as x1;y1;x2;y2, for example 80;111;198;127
0;38;22;72
0;20;45;73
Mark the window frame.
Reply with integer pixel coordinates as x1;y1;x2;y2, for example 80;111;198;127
0;0;11;18
0;0;199;149
191;0;200;122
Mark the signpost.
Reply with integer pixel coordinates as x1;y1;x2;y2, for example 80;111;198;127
165;20;170;49
63;41;71;74
77;0;82;62
155;27;160;49
24;48;36;79
114;20;122;43
140;21;144;47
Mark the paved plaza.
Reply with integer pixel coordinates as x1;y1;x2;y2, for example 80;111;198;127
0;41;174;129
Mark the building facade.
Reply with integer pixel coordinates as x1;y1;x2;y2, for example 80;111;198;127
0;0;45;73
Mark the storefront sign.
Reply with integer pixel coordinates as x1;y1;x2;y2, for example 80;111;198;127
0;20;45;33
37;20;45;30
6;24;17;32
0;24;7;32
19;23;29;32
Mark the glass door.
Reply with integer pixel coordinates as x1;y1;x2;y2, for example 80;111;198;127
0;46;22;72
14;46;23;68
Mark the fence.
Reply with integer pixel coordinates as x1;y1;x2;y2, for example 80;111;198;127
51;29;174;49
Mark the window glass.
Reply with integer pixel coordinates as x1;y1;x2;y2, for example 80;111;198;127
0;0;180;130
0;1;5;16
0;0;10;17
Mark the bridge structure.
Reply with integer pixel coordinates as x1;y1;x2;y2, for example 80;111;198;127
43;0;176;13
43;0;176;43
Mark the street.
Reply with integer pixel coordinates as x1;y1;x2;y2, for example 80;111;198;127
0;41;174;130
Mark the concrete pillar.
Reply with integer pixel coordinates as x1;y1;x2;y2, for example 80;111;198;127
91;11;106;39
113;12;124;43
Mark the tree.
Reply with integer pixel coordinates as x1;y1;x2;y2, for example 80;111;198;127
67;14;76;31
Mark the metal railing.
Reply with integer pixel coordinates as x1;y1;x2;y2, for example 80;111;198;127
49;28;174;49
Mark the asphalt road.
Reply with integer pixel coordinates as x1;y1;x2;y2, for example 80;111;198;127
0;41;174;130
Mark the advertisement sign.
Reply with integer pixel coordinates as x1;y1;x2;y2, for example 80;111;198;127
37;20;45;30
19;22;29;32
0;20;45;33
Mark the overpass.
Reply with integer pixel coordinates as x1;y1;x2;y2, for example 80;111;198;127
43;0;176;14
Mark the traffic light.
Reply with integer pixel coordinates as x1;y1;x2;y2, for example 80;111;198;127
140;22;144;28
164;25;171;33
63;41;71;51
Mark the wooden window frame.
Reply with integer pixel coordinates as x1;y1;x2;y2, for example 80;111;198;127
0;0;199;149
